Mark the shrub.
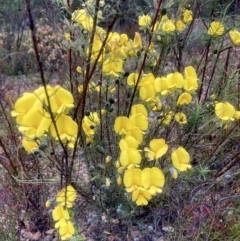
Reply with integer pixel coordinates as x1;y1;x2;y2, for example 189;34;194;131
1;0;240;240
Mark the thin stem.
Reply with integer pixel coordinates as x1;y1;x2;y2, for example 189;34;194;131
127;0;164;116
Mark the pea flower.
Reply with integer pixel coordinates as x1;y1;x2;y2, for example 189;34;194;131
215;102;235;121
127;73;139;86
126;32;142;57
11;92;43;125
154;77;170;96
123;168;142;192
138;14;152;28
52;205;69;228
159;111;174;125
175;112;187;124
165;72;184;92
208;21;224;36
132;187;152;206
130;113;149;131
229;29;240;46
22;137;39;153
18;106;51;138
120;148;141;167
183;66;198;92
82;112;100;137
102;57;124;77
177;92;192;105
171;147;192;171
151;97;162;111
119;136;140;150
114;116;133;135
59;220;75;240
131;104;148;117
56;185;77;208
50;114;78;144
139;73;156;101
162;19;176;33
141;167;165;195
176;20;186;31
45;85;74;114
183;9;193;23
144;139;168;160
126;127;143;144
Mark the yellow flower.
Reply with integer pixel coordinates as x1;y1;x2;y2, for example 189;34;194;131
162;19;175;33
229;29;240;46
114;116;133;135
126;127;143;144
64;33;71;41
133;32;142;51
138;14;152;28
176;20;186;31
123;168;142;192
119;136;139;150
56;185;77;208
120;148;141;167
183;66;198;92
144;139;168;160
129;113;149;131
215;102;235;121
154;77;170;96
141;167;165;195
11;92;43;125
59;220;75;240
22;137;39;153
18;107;51;138
151;97;162;111
175;112;187;124
127;73;139;86
132;187;152;206
177;92;192;105
165;72;184;92
208;21;224;36
50;114;78;143
139;73;156;101
52;205;69;228
183;9;193;24
102;57;123;77
76;66;82;73
72;9;93;31
126;32;142;57
45;85;74;114
234;111;240;119
160;111;174;125
131;104;148;117
171;147;192;171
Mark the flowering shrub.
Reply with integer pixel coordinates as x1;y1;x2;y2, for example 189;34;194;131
4;0;240;240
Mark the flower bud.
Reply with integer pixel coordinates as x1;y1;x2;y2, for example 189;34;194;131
105;156;112;163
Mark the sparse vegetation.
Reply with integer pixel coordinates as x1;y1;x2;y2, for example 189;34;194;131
0;0;240;240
